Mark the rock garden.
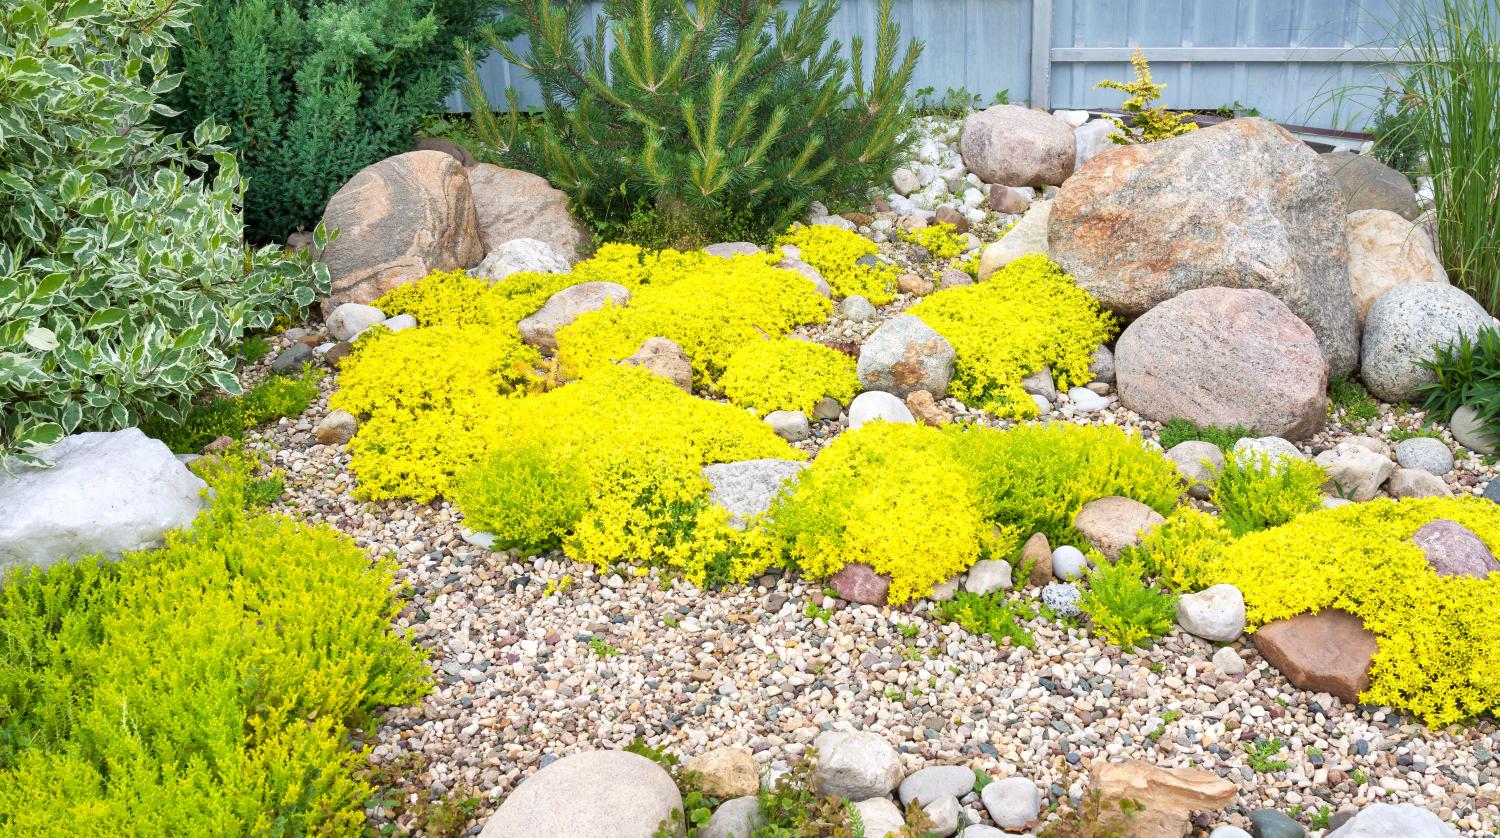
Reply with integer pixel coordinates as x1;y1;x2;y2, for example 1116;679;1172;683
3;0;1499;836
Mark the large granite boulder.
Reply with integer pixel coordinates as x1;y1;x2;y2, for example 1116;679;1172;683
1050;118;1359;376
959;105;1075;188
1361;284;1495;402
1114;287;1329;440
1319;150;1421;220
519;282;631;354
478;750;682;838
319;151;483;315
466;164;592;264
857;314;956;399
1252;609;1378;703
1346;209;1448;322
0;429;206;571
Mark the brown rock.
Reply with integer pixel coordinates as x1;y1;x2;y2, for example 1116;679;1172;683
685;747;760;798
1092;760;1237;838
285;230;318;257
413;136;476;167
1073;497;1166;562
1410;519;1499;578
319;151;483;315
1050;118;1359;377
1252;609;1378;703
842;212;874;228
314;410;357;446
897;272;934;296
1320;150;1421;220
1346;209;1448;322
467;163;592;264
905;390;952;427
829;562;890;605
621;337;694;392
934;206;970;233
872;196;892;213
323;341;354;368
1114;287;1329;441
1021;532;1053;587
988;185;1032;215
960;105;1075;187
938;268;973;289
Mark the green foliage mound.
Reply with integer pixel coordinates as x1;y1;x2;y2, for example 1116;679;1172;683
144;369;322;454
170;0;505;242
465;0;921;241
0;0;324;465
1156;418;1251;452
1080;558;1177;651
1210;450;1326;537
908;254;1118;417
454;364;799;585
1133;497;1500;726
0;455;428;833
720;338;859;417
1419;325;1500;448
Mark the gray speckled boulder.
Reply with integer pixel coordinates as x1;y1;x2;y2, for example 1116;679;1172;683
1451;405;1499;455
857;314;955;399
1319;151;1421;220
1395;437;1454;475
1361;284;1495;402
701;459;806;528
1051;119;1359;376
899;765;976;806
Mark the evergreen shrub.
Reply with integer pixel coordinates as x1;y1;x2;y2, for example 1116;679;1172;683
0;453;427;832
464;0;921;242
0;0;324;466
908;254;1118;417
720;338;860;417
170;0;505;241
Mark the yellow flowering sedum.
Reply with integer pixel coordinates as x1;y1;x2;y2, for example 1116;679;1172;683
898;221;967;266
720;338;860;417
776;224;899;304
909;254;1118;417
1134;497;1500;726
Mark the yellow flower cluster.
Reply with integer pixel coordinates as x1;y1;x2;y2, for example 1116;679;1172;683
776;224;899;304
1133;497;1500;726
910;254;1118;417
768;422;1009;605
719;338;860;417
555;252;831;385
898;221;966;266
456;364;800;586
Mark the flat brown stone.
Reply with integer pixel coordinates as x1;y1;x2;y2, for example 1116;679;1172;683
829;562;890;605
1093;759;1236;838
1252;609;1378;703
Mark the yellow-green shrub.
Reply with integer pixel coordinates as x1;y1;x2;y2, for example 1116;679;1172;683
450;443;590;553
898;221;966;265
908;254;1117;417
1124;506;1230;592
454;365;798;585
1210;450;1326;537
953;423;1182;545
776;225;899;304
768;423;1013;604
720;338;860;417
0;452;427;833
555;253;831;385
1199;498;1500;726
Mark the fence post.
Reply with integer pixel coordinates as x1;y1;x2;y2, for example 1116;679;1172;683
1030;0;1053;109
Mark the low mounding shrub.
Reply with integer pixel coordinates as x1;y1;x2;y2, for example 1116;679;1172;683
1137;497;1500;726
720;338;860;417
1124;507;1230;593
897;222;967;266
1210;450;1326;537
454;365;798;585
953;423;1183;546
777;225;900;303
451;443;589;553
768;423;1009;604
1080;558;1177;652
556;252;831;385
465;0;921;242
1156;418;1251;453
0;455;428;831
0;0;325;466
908;254;1118;417
170;0;505;242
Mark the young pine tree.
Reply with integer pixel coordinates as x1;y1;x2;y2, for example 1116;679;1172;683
465;0;922;242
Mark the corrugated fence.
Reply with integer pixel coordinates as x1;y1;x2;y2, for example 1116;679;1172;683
454;0;1428;129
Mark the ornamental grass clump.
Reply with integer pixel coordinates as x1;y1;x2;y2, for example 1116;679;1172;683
953;423;1182;546
720;338;860;417
908;254;1117;417
776;225;900;303
0;452;428;832
768;423;1008;604
464;0;921;242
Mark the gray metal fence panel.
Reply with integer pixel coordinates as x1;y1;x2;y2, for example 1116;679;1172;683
452;0;1426;130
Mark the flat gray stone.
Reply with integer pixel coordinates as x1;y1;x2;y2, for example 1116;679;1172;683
519;281;631;353
701;796;764;838
702;460;807;528
1325;802;1459;837
1450;405;1498;455
898;765;976;806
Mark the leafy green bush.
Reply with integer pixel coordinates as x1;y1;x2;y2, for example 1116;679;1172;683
0;453;428;832
144;369;322;454
450;443;589;553
1156;418;1251;452
0;0;325;466
170;0;506;242
1211;450;1326;537
465;0;921;241
934;592;1036;648
954;423;1183;546
1080;558;1177;651
1418;325;1500;446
